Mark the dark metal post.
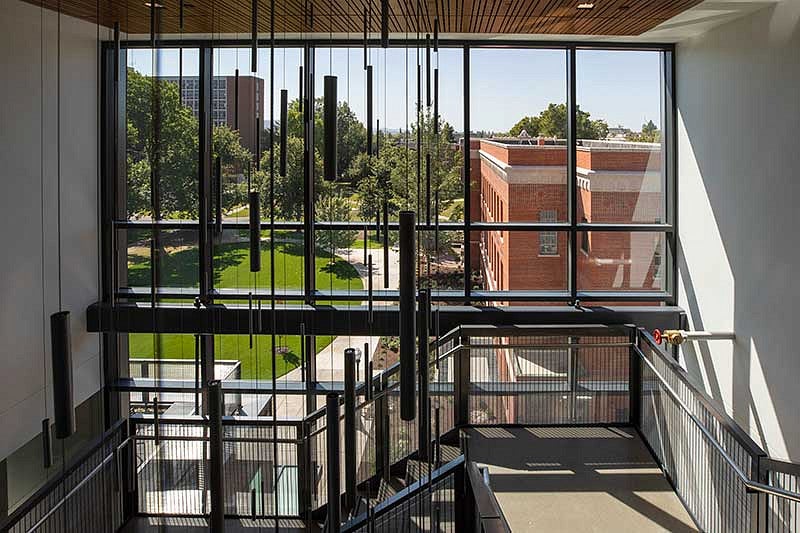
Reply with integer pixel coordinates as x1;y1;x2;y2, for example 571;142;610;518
364;342;371;401
208;380;225;532
454;458;468;532
326;393;341;531
629;327;642;426
399;211;416;421
375;374;390;481
455;337;469;428
418;289;430;460
344;348;357;512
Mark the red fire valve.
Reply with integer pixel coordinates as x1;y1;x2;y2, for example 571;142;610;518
653;329;663;345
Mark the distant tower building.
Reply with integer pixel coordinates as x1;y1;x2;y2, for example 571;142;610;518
160;75;265;155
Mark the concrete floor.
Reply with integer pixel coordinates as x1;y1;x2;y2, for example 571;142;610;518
465;426;699;532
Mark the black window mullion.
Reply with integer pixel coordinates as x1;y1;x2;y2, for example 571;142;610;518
198;46;214;301
663;48;678;306
463;44;471;301
567;46;578;303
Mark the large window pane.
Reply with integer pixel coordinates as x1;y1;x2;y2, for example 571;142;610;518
470;48;568;224
577;50;665;224
126;48;200;220
577;231;667;292
476;231;569;292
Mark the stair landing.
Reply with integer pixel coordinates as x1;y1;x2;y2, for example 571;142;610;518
465;426;699;532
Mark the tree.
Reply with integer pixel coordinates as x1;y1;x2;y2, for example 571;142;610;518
126;68;199;218
509;116;541;137
213;125;252;213
508;103;609;140
253;136;323;221
627;119;661;143
126;68;251;219
285;98;365;181
315;186;358;253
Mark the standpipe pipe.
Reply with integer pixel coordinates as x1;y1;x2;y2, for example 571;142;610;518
654;329;736;345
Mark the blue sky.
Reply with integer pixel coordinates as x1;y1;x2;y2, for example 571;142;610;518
128;46;662;133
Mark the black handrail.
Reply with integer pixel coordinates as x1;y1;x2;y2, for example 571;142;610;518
0;418;127;531
341;455;465;531
466;460;512;533
638;328;766;458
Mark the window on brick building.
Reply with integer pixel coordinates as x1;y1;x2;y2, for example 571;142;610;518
539;210;558;256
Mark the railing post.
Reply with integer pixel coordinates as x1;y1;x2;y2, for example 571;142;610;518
751;455;769;533
375;373;390;481
454;460;470;532
208;380;225;532
418;289;431;460
629;327;641;427
455;336;470;428
344;348;357;512
325;393;341;532
296;421;309;520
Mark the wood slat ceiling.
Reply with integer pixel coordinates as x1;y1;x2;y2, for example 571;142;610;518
25;0;703;36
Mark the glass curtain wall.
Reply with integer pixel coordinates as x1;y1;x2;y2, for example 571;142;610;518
110;42;675;417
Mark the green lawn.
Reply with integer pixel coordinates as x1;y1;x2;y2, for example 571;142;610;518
127;233;363;379
129;333;334;380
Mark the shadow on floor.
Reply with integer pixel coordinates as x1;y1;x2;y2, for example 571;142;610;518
465;426;699;533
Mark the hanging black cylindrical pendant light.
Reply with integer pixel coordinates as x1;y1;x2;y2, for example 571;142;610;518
42;418;52;468
417;288;430;459
299;66;304;114
280;89;288;176
50;311;75;439
325;393;341;530
426;34;431;108
399;211;416;421
380;0;388;48
249;191;261;272
215;156;222;235
434;17;439;52
376;119;380;156
251;0;258;72
366;66;373;156
234;69;240;129
179;0;185;30
434;69;439;135
426;153;431;224
324;75;338;181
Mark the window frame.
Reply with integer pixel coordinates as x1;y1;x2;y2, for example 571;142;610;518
103;39;676;308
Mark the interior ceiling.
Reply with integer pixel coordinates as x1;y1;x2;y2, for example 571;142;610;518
27;0;706;37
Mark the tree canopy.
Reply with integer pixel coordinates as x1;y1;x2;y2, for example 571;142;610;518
507;103;609;140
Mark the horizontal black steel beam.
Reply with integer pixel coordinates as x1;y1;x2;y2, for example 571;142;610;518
113;219;674;233
115;287;671;303
87;302;683;336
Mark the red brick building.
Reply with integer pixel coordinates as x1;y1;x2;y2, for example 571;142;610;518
469;137;664;295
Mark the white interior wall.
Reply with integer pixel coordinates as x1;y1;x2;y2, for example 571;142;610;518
0;0;110;461
676;1;800;461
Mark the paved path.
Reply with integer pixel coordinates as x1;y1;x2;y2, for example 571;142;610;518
269;244;399;418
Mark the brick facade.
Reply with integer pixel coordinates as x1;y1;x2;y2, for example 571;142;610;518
474;138;664;296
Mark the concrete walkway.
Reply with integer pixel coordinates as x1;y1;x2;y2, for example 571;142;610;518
466;426;699;532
